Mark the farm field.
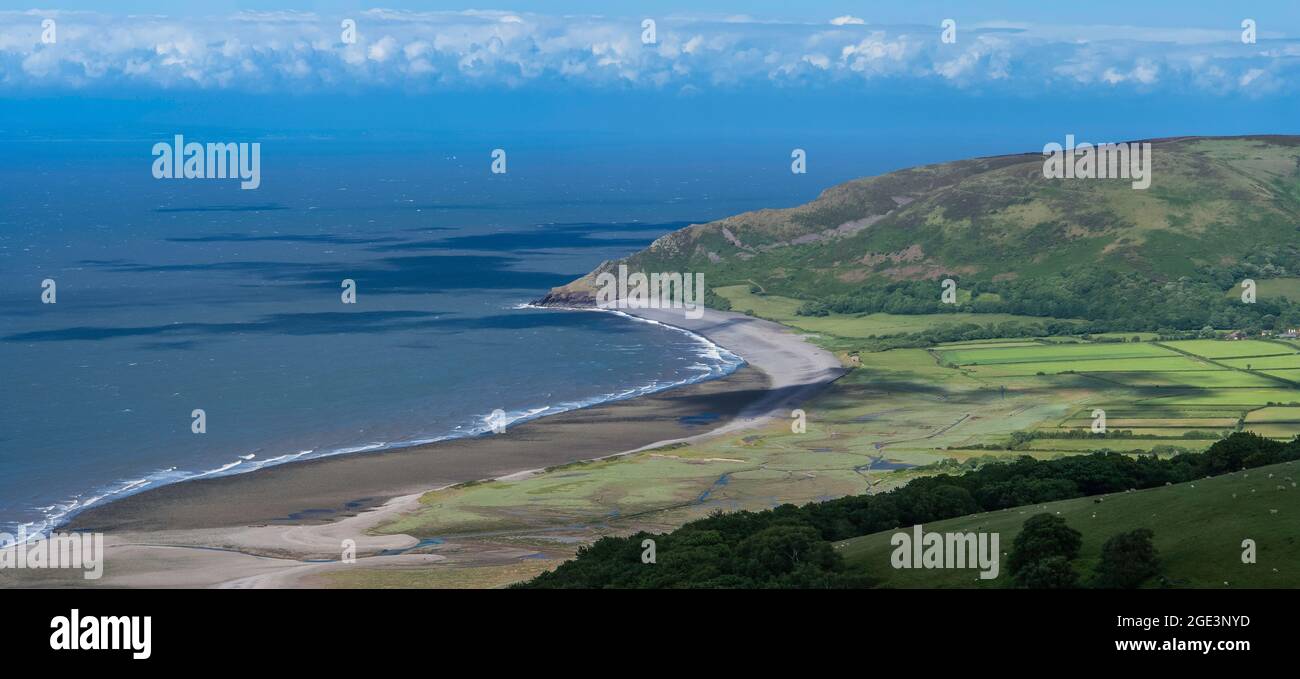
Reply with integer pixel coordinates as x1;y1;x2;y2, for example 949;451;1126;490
937;342;1174;366
1246;407;1300;422
360;289;1300;587
375;344;1083;541
1139;389;1300;406
1020;438;1213;452
713;285;1080;339
1220;354;1300;370
937;339;1300;441
1240;423;1300;438
959;357;1215;377
1260;370;1300;383
1089;371;1279;388
934;340;1046;349
1161;339;1295;359
836;460;1300;588
363;311;1300;586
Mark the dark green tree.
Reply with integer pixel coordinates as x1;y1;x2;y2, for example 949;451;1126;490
1092;528;1161;589
1007;513;1082;577
734;524;838;579
1012;555;1081;589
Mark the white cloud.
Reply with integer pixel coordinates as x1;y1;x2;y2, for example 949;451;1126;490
0;10;1295;95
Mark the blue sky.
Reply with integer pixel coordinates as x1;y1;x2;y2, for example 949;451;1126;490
1;2;1298;166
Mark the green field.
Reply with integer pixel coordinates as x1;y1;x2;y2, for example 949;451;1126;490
1222;277;1300;303
1246;407;1300;422
714;285;1079;339
934;340;1046;349
508;136;1300;588
1260;369;1300;383
1092;371;1279;388
937;340;1300;441
1162;339;1295;359
362;300;1300;586
837;460;1300;588
1021;438;1212;452
1139;389;1300;406
964;357;1215;377
937;343;1175;366
1221;354;1300;370
377;329;1300;551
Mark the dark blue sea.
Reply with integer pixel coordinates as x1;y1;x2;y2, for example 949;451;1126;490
0;134;835;538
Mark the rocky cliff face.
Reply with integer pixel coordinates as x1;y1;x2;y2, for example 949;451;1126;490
531;268;603;307
533;288;596;307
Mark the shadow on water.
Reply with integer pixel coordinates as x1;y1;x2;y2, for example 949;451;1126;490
4;308;669;344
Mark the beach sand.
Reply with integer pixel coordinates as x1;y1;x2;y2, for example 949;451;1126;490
4;308;844;588
68;366;771;533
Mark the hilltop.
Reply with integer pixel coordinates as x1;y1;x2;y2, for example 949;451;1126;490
539;136;1300;333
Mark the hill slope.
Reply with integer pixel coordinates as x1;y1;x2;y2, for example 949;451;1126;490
838;459;1300;588
540;136;1300;331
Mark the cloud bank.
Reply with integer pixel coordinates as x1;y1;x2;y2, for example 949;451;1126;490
1;9;1296;96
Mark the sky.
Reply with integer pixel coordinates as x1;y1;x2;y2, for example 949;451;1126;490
1;2;1298;168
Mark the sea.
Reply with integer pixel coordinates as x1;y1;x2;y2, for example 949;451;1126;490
0;133;844;539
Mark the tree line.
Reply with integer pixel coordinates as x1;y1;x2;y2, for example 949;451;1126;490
517;432;1298;589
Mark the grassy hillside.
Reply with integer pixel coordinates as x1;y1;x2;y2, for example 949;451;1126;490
838;460;1300;588
515;433;1300;588
540;136;1300;333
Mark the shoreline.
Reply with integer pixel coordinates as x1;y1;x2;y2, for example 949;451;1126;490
17;304;745;539
5;307;844;587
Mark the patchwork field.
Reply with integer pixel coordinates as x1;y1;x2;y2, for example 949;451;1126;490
933;338;1300;441
355;302;1300;586
375;328;1300;561
376;347;1073;541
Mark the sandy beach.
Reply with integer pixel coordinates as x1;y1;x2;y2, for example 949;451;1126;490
2;307;844;588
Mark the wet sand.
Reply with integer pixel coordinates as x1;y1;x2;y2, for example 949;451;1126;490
3;307;849;588
69;365;770;533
